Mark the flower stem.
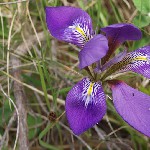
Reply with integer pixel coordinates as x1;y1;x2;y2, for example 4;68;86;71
85;66;95;81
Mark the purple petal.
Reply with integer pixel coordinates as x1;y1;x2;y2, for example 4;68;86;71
65;78;106;135
101;23;142;43
101;23;142;64
46;6;93;48
119;46;150;79
79;34;108;69
101;49;127;72
109;80;150;137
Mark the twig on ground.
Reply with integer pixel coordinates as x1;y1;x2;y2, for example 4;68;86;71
34;91;48;114
0;111;16;149
10;63;29;149
0;0;29;5
9;18;45;150
59;122;92;150
94;125;112;150
0;85;20;150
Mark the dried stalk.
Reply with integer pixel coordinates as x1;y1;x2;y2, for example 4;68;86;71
11;57;29;149
10;32;45;149
0;112;16;149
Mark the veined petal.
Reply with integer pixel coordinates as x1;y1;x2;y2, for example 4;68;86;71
101;23;142;43
109;80;150;137
101;46;150;80
65;78;106;135
79;34;108;69
119;46;150;79
46;6;93;48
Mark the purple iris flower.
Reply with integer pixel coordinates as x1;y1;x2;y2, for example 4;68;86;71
46;6;150;136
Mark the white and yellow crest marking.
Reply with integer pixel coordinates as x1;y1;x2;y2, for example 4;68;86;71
64;16;93;47
81;78;105;108
87;82;94;96
85;82;94;107
75;26;87;39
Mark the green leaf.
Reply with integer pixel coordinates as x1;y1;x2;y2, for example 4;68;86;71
22;74;41;87
133;14;150;28
133;0;150;14
0;100;14;127
37;60;51;111
58;87;71;95
131;37;150;50
139;86;150;95
27;115;42;140
39;123;61;150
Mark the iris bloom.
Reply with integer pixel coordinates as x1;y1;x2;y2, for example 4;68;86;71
46;6;150;136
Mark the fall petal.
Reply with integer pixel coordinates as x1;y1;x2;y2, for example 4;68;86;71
65;78;106;135
46;6;93;48
109;80;150;137
119;46;150;79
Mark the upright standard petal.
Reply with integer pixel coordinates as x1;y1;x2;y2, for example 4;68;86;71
79;34;108;69
101;23;142;43
119;46;150;79
46;6;93;48
65;78;106;135
109;80;150;137
101;23;142;64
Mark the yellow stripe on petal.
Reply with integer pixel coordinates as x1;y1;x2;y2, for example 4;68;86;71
66;19;92;47
87;83;94;96
84;82;94;107
133;56;148;61
75;26;87;38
